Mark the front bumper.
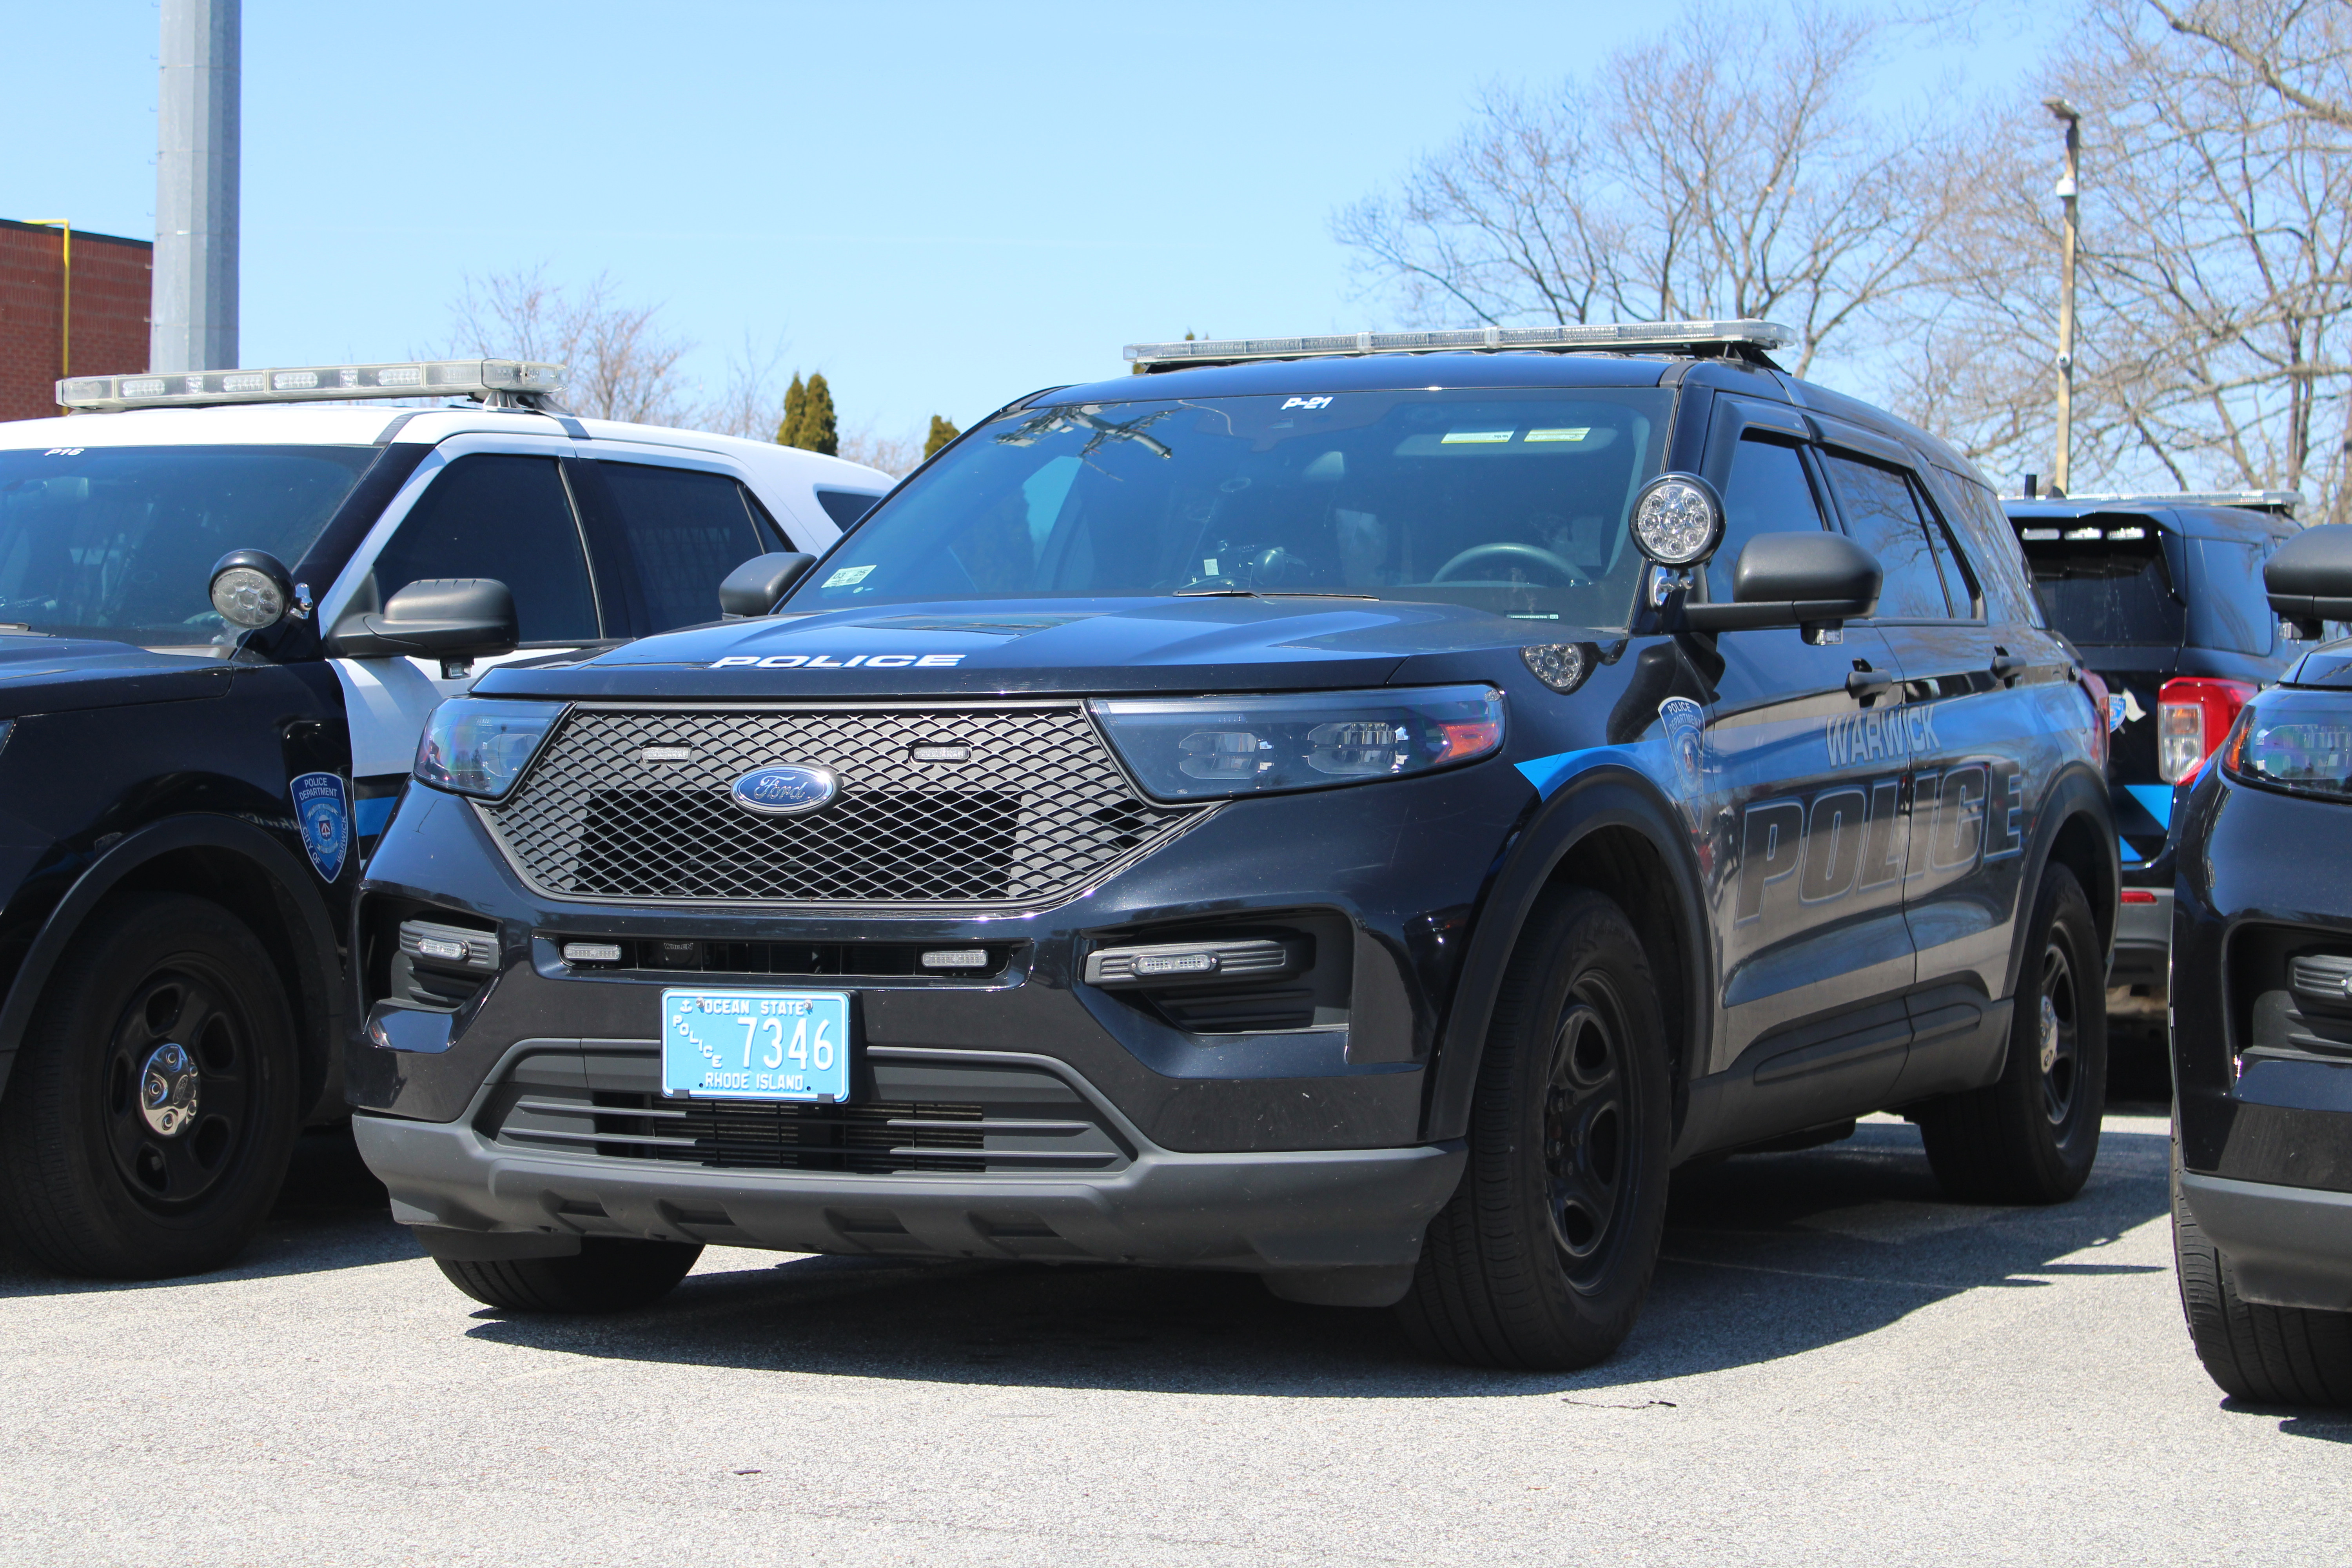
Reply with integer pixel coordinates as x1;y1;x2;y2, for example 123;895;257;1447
2179;1172;2352;1310
355;1076;1465;1279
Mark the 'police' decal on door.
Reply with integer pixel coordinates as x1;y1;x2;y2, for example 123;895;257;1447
291;771;350;882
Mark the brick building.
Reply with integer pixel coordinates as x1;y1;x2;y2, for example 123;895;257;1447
2;219;153;423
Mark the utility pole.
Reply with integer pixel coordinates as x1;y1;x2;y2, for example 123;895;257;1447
152;0;240;374
2046;97;2082;498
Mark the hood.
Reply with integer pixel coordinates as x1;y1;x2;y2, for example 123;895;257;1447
475;597;1583;702
0;634;232;718
2284;644;2352;689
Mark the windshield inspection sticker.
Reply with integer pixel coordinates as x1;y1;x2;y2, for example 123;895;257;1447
823;564;877;588
1524;428;1592;443
1441;429;1515;444
290;771;348;883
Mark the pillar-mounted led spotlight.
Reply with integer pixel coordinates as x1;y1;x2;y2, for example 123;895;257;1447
1630;473;1725;567
208;549;300;630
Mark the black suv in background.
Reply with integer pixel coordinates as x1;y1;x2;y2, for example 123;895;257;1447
352;321;2121;1371
2171;523;2352;1406
2007;493;2300;1031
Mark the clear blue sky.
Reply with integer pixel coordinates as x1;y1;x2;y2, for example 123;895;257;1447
5;0;2059;440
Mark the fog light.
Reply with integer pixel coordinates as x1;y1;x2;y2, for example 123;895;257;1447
414;935;470;961
1136;951;1218;976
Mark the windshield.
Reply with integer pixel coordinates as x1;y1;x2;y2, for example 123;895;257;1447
2020;527;2185;646
787;388;1674;625
0;445;376;648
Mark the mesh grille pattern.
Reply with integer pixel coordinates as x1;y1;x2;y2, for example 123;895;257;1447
481;704;1199;907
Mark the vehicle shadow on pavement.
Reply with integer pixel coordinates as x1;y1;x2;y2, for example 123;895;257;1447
454;1118;2177;1397
0;1125;416;1298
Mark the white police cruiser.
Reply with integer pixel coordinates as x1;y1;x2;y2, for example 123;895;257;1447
0;359;889;1278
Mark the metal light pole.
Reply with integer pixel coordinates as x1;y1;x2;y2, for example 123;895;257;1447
2046;97;2082;497
152;0;240;374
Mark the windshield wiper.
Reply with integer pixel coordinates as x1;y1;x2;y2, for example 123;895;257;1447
1172;588;1379;600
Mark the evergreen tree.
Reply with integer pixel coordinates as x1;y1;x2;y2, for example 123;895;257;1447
800;372;839;456
777;373;806;447
924;414;961;458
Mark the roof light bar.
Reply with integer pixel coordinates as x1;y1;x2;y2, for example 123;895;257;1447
2008;489;2303;514
56;359;566;412
1122;320;1798;370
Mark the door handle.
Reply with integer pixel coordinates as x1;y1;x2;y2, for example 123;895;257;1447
1846;669;1894;699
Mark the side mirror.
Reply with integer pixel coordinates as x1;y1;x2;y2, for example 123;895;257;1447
2266;524;2352;639
326;578;519;675
1681;531;1882;644
719;552;816;618
209;549;307;632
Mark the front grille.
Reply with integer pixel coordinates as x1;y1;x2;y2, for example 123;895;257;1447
481;704;1201;907
482;1047;1132;1174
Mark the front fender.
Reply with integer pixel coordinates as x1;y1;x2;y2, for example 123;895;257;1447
1422;764;1711;1143
0;815;344;1114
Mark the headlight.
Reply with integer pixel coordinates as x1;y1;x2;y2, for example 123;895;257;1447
2220;689;2352;799
1088;684;1504;802
413;700;565;800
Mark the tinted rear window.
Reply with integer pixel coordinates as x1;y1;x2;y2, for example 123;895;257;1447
816;489;882;527
2020;531;2183;645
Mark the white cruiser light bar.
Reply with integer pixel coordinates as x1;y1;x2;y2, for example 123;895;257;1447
56;359;566;412
2010;490;2304;514
1122;319;1797;369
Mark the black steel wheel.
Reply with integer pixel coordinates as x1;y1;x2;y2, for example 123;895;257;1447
0;893;299;1278
1916;863;2106;1204
1398;886;1672;1370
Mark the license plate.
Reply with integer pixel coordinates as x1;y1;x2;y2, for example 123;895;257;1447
660;988;852;1103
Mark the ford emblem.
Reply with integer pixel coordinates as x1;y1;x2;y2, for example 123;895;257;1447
729;763;839;816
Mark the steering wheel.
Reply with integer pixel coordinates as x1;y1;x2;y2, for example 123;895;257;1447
1431;542;1585;585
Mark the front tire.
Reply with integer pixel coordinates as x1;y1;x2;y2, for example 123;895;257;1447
0;894;300;1278
435;1238;704;1313
1916;863;2106;1204
1397;886;1672;1370
2174;1150;2352;1406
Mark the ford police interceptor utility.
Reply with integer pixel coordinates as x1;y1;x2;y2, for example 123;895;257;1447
350;323;2119;1369
0;359;889;1278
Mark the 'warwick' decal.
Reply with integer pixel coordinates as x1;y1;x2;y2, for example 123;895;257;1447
1827;701;1941;768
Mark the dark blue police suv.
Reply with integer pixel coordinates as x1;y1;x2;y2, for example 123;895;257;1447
351;323;2120;1369
2171;524;2352;1406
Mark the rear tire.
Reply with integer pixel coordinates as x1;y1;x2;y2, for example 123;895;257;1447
1916;864;2105;1204
0;894;300;1278
435;1238;704;1313
2173;1147;2352;1406
1396;886;1672;1370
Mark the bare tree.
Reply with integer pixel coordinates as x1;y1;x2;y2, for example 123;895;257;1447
1333;4;1971;378
1912;0;2352;514
837;425;922;477
442;266;704;426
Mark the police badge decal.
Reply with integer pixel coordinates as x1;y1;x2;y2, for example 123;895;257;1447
1658;697;1707;795
290;771;350;882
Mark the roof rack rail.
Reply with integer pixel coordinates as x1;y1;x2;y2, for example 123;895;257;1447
1122;320;1797;371
56;359;566;413
2006;488;2303;516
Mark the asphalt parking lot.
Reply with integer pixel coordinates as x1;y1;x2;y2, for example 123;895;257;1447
7;1087;2348;1566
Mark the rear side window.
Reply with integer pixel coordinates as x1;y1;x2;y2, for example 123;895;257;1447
1933;471;2042;625
1710;436;1826;601
578;461;780;636
817;488;883;527
2018;527;2185;646
370;454;598;644
1821;453;1951;620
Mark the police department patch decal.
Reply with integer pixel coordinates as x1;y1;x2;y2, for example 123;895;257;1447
291;771;350;882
